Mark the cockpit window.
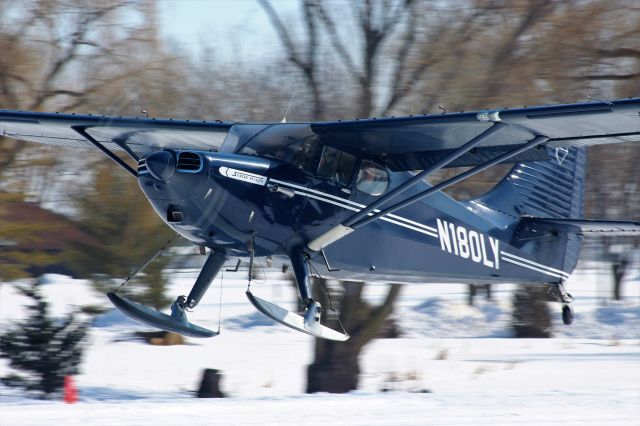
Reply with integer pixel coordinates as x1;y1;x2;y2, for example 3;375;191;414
289;138;319;171
239;136;319;171
220;124;263;154
318;145;356;186
228;124;320;172
356;160;389;196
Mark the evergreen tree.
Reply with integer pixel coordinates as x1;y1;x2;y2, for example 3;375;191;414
130;258;173;310
0;283;89;398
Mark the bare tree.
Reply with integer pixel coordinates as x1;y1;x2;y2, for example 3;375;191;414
307;280;401;393
0;1;169;171
261;0;440;119
259;0;324;119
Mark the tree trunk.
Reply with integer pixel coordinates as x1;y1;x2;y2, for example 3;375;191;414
512;285;552;338
306;280;401;393
467;284;477;306
307;348;359;393
612;260;627;301
485;284;492;301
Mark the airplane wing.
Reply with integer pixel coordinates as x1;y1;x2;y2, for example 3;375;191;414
0;110;234;160
311;97;640;171
2;98;638;171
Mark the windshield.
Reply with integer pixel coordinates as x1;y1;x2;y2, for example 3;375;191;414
222;123;320;172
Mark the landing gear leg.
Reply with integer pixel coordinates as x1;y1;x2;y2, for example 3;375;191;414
549;282;574;325
244;250;347;340
291;251;313;308
291;251;324;334
184;250;227;309
169;249;227;324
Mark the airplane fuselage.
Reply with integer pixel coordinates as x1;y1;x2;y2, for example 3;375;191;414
138;144;569;286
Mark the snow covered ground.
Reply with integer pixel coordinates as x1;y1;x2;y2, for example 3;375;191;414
1;261;639;425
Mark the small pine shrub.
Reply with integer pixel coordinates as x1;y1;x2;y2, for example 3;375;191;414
0;283;89;398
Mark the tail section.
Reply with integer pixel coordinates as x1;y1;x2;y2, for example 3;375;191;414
478;147;586;220
475;147;587;278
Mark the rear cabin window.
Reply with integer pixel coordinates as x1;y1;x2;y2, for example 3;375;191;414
356;160;389;196
318;146;356;186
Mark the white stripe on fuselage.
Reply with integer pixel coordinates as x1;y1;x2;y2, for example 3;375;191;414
270;178;438;238
219;172;569;279
500;251;570;279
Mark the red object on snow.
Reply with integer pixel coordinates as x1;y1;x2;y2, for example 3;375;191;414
64;375;78;404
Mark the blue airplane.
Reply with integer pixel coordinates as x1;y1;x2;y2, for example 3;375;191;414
1;98;639;340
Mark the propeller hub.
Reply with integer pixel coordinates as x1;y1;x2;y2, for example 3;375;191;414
145;151;176;181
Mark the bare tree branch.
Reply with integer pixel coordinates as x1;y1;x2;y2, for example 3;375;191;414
259;0;324;118
258;0;304;68
383;8;421;115
351;283;402;352
314;2;362;82
480;0;556;102
596;48;640;59
380;0;414;35
30;3;128;110
568;72;640;81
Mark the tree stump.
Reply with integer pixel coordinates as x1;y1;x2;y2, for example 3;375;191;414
197;369;226;398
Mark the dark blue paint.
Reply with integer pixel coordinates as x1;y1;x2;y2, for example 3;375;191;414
138;135;587;286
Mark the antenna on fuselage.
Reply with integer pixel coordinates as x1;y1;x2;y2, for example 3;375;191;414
586;94;613;106
281;81;301;123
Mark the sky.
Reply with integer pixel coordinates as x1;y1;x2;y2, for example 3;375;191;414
158;0;297;60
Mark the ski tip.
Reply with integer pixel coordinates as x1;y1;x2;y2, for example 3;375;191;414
246;291;350;342
106;291;218;338
106;292;118;304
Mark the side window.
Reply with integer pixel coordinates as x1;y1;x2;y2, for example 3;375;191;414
356;160;389;196
290;138;319;171
318;145;356;186
317;146;339;178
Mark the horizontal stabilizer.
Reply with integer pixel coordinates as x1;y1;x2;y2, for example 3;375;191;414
107;292;218;338
520;218;640;236
246;291;349;341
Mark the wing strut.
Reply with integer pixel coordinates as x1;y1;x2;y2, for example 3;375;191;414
344;122;507;228
351;135;549;229
308;134;549;251
72;126;138;178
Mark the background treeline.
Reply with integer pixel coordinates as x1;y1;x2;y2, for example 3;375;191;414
1;0;639;281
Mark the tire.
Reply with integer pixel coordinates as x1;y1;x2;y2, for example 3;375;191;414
562;305;574;325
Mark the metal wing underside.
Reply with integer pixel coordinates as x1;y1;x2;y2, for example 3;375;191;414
0;110;234;159
310;98;640;171
1;98;638;170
